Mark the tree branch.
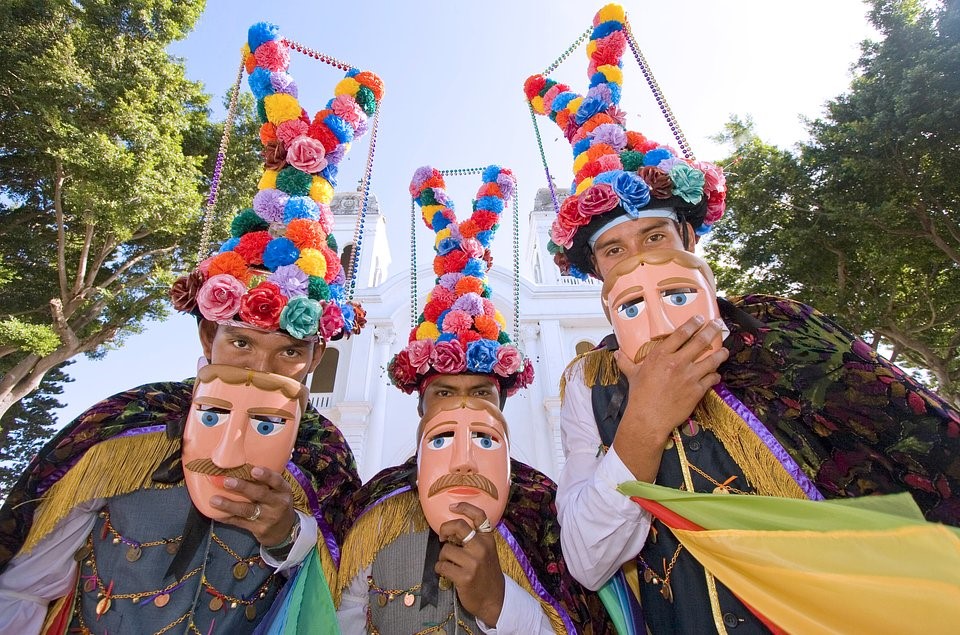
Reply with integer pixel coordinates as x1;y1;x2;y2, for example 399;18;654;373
99;245;176;291
72;221;95;297
914;205;960;266
53;159;68;302
84;236;118;290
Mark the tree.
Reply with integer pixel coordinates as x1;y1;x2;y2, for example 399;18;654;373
0;0;260;427
0;362;73;498
707;0;960;407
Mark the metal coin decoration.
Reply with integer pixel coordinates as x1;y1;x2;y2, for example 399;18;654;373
643;568;655;583
209;596;224;612
245;605;257;621
233;561;249;580
712;486;730;495
166;540;181;555
377;594;388;607
74;544;93;562
404;593;415;607
154;594;170;608
438;577;451;591
96;597;112;617
83;578;97;593
126;545;142;562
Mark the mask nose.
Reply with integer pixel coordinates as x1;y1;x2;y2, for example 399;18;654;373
209;415;247;468
646;297;677;340
449;431;478;475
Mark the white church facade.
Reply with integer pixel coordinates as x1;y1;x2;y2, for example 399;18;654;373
314;187;611;482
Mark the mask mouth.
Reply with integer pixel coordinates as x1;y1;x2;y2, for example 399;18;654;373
428;473;499;500
633;336;669;364
184;458;255;481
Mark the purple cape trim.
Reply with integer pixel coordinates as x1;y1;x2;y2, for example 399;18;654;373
713;383;824;501
286;460;339;567
497;523;577;634
368;484;412;513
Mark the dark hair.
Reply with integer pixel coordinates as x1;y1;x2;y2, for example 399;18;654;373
566;196;707;277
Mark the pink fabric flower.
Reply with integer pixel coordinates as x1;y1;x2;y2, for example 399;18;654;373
595;154;624;173
493;346;522;377
441;310;472;336
461;238;484;260
407;339;434;374
317;205;333;233
517;359;535;387
697;160;726;195
286;136;328;174
276;119;308;146
578;183;620;216
431;340;467;375
551;218;578;249
329;94;366;126
705;189;726;224
253;39;290;72
319;302;343;339
197;274;247;321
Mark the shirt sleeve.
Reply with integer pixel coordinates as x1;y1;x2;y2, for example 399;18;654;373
476;575;556;634
0;499;102;632
260;510;317;575
336;567;369;635
556;360;651;590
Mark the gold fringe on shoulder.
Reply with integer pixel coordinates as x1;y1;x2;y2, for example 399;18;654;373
495;534;569;634
334;490;426;606
23;431;313;556
695;391;808;499
317;537;339;601
559;348;620;403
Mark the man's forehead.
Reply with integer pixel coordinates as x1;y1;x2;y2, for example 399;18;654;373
219;323;313;348
594;217;678;249
430;374;498;391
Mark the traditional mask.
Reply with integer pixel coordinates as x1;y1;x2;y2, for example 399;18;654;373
602;249;723;363
182;364;307;519
416;398;511;534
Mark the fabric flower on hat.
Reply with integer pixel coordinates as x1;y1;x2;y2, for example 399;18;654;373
286;136;328;174
239;282;287;330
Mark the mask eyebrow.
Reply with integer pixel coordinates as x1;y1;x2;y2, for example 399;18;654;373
610;285;645;310
194;396;233;409
657;276;701;288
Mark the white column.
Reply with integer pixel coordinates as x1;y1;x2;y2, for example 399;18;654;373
519;322;557;477
360;323;396;480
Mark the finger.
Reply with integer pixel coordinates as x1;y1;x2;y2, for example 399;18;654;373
209;495;259;521
437;518;474;544
656;315;706;354
251;466;291;493
675;319;725;364
448;502;488;529
223;477;273;506
613;349;639;376
438;542;473;570
690;344;729;376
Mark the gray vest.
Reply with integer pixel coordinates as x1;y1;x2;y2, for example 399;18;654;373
70;486;281;634
369;530;480;634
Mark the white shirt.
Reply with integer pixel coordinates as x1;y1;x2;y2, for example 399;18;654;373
337;567;556;634
556;359;652;591
0;500;316;632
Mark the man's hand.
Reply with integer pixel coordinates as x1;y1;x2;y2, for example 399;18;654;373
435;502;505;626
210;466;297;547
612;315;729;481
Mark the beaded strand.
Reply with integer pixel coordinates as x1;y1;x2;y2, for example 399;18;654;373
346;106;382;300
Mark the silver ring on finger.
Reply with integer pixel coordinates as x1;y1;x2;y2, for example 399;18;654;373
246;504;262;522
477;518;493;533
461;529;477;545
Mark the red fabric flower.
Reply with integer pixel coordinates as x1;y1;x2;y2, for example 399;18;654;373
578;183;620;217
307;121;339;153
388;350;417;392
558;194;589;228
253;39;290;72
432;286;455;306
239;282;286;330
476;182;503;199
459;330;481;344
624;131;646;151
524;75;547;100
472;210;499;232
575;161;603;183
591;31;627;66
259;122;277;144
424;299;448;323
459;220;479;239
322;247;342;283
235;231;272;265
319;302;343;339
435;251;468;276
517;359;535;387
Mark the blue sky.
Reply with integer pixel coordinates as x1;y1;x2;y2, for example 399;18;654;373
53;0;877;424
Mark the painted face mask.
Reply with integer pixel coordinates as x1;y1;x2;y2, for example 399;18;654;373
182;364;307;520
416;398;511;534
602;249;723;363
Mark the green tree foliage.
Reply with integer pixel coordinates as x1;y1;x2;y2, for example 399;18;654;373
0;0;260;428
0;363;73;498
707;0;960;406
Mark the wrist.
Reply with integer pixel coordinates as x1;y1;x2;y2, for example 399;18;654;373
264;514;300;559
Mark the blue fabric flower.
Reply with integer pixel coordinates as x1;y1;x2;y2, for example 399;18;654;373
437;332;455;343
323;114;354;144
591;20;623;40
551;92;577;113
437;309;451;330
572;138;591;157
341;303;355;333
327;283;345;303
432;211;451;232
437;237;459;256
263;237;300;270
248;68;275;100
284;196;320;223
643;148;673;166
248;22;280;52
466;339;499;373
321;164;338;187
463;258;486;277
219;237;240;253
474;196;504;213
575;96;607;125
611;171;651;216
482;165;501;183
476;230;494;248
593;171;618;185
279;296;320;339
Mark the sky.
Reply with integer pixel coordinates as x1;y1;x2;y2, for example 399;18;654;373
51;0;879;425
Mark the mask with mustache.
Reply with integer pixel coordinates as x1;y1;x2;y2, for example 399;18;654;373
416;398;511;534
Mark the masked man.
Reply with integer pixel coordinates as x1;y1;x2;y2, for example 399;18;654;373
0;22;382;634
525;4;960;633
334;166;612;634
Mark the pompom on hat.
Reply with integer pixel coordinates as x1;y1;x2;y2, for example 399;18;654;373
387;166;534;396
525;3;726;279
171;22;383;341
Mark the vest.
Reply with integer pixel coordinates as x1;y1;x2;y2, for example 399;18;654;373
368;530;479;634
69;486;280;634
